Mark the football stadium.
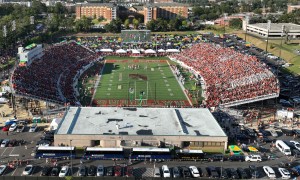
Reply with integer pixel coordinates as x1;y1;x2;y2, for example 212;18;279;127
11;32;279;109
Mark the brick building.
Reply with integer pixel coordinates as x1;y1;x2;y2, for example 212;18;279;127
143;3;188;24
287;4;300;13
76;3;118;22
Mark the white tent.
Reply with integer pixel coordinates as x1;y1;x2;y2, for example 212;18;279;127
132;49;140;54
166;49;180;53
116;49;127;53
100;49;113;52
50;118;62;131
145;49;156;54
158;49;166;53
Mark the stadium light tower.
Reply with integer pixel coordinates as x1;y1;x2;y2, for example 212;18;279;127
223;13;228;47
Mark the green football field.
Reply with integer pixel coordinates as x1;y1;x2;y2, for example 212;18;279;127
92;58;190;107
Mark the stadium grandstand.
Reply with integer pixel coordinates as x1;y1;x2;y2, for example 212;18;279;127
11;41;102;105
170;43;280;108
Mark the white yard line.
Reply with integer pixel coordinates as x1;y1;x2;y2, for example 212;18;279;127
166;61;193;106
90;61;106;105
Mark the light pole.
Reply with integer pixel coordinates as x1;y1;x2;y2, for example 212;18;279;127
70;140;73;176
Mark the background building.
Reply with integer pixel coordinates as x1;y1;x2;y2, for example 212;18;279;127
287;4;300;13
244;22;300;38
55;107;228;152
76;3;118;22
143;3;188;24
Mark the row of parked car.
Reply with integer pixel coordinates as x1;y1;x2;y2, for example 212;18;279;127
1;119;37;133
0;139;25;147
154;165;292;179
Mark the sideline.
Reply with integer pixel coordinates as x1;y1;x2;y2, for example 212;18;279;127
90;60;106;105
166;60;192;106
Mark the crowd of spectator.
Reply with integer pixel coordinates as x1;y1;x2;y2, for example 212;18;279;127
12;42;100;105
170;43;280;107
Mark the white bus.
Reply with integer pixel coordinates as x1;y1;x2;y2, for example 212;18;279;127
276;140;291;156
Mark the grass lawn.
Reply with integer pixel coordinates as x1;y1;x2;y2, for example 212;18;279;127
93;57;190;107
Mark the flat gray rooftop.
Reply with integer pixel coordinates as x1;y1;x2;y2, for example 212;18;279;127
249;23;300;31
56;107;226;137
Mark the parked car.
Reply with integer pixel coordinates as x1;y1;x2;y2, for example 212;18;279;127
2;126;10;132
8;139;17;147
249;165;259;178
114;165;121;177
278;168;291;179
245;154;262;162
106;166;114;176
206;154;226;162
229;155;245;162
36;140;51;147
23;165;33;175
292;149;300;157
237;168;248;179
216;167;228;179
162;165;171;178
9;123;17;131
153;167;161;177
0;165;7;175
124;166;133;177
281;129;294;136
1;139;9;147
16;125;25;132
29;124;37;132
245;128;257;137
206;166;219;178
269;129;278;137
181;166;192;178
279;161;291;168
290;140;300;151
41;166;52;176
189;166;200;178
263;166;276;178
51;166;61;176
172;167;180;178
96;165;104;176
293;129;300;137
88;165;96;176
78;165;87;176
226;168;239;179
59;166;69;177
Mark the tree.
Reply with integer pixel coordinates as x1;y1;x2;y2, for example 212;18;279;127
229;18;242;29
146;20;156;31
124;19;130;29
169;18;182;31
75;16;92;32
132;18;139;29
104;18;122;33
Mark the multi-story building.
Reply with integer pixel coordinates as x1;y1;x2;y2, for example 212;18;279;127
287;4;300;13
143;3;188;24
76;3;118;22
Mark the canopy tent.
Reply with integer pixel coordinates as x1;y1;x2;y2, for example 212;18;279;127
50;118;62;131
145;49;156;54
228;145;242;155
116;49;127;53
131;49;140;54
166;49;180;53
157;49;166;53
248;146;258;152
100;49;113;52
